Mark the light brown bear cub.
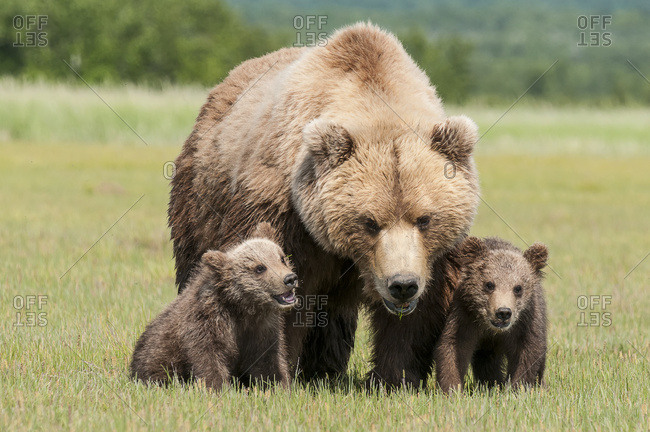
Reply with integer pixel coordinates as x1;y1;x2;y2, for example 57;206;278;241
130;223;297;390
435;236;548;393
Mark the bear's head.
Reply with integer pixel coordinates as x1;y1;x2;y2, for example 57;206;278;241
200;223;298;310
292;116;480;315
452;237;548;331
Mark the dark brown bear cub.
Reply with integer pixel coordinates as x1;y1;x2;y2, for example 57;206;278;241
435;237;548;393
130;223;297;390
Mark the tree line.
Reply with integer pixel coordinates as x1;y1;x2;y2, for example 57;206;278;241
2;0;649;104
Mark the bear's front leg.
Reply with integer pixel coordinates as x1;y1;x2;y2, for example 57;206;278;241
506;335;547;389
366;302;437;390
297;273;362;381
191;358;230;392
249;344;291;389
471;346;506;388
434;310;479;394
183;321;234;391
298;302;359;381
242;341;290;388
365;277;454;390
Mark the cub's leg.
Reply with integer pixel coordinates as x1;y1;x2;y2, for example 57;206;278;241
191;357;230;391
507;299;547;389
507;337;547;388
243;343;289;388
131;313;186;385
471;347;506;389
184;323;234;391
434;309;479;394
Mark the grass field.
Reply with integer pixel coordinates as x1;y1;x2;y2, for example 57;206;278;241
1;80;649;431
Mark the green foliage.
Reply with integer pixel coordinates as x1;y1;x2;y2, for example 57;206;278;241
2;0;650;103
1;0;283;86
400;28;472;103
229;0;650;105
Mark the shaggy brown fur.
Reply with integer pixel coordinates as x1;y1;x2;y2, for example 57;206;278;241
365;254;460;389
168;22;480;386
434;237;548;393
130;223;297;389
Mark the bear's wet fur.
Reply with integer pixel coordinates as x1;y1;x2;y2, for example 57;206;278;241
130;223;297;390
434;237;548;393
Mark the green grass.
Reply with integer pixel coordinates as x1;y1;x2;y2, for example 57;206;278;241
1;81;649;431
0;78;206;146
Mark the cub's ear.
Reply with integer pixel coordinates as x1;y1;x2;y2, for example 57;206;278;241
251;222;278;242
201;250;228;272
431;115;478;164
303;118;354;169
450;236;486;266
524;243;548;273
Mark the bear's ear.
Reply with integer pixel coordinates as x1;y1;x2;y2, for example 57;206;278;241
524;242;548;273
303;118;354;169
201;250;228;272
250;222;278;242
451;236;486;266
431;115;478;164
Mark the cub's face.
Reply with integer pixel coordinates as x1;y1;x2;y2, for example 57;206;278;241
467;251;536;330
293;117;479;315
201;225;298;310
455;238;548;331
229;239;298;310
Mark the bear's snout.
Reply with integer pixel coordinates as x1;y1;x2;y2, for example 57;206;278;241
284;273;298;288
489;307;513;329
387;274;419;302
495;307;512;321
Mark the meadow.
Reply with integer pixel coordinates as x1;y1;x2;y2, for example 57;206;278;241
1;79;648;430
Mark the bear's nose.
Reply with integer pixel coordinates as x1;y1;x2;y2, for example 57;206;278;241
284;273;298;287
387;275;419;302
495;307;512;321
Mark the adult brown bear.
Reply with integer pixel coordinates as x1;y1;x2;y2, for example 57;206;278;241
168;22;480;387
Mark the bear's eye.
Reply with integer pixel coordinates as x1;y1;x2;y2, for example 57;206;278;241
514;285;523;295
255;264;267;274
484;281;495;292
416;216;430;230
364;218;381;235
280;256;286;265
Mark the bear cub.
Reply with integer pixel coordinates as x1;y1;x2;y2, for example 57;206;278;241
435;236;548;393
130;223;297;390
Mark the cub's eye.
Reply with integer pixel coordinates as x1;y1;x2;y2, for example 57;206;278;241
255;265;267;274
280;256;286;265
513;285;523;295
416;216;430;230
364;218;381;235
484;281;495;292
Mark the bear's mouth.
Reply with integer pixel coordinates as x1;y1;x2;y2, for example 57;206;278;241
382;298;419;316
490;319;511;330
273;290;296;306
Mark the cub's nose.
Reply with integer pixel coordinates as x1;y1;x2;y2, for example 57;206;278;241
284;273;298;287
495;307;512;321
387;274;419;302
